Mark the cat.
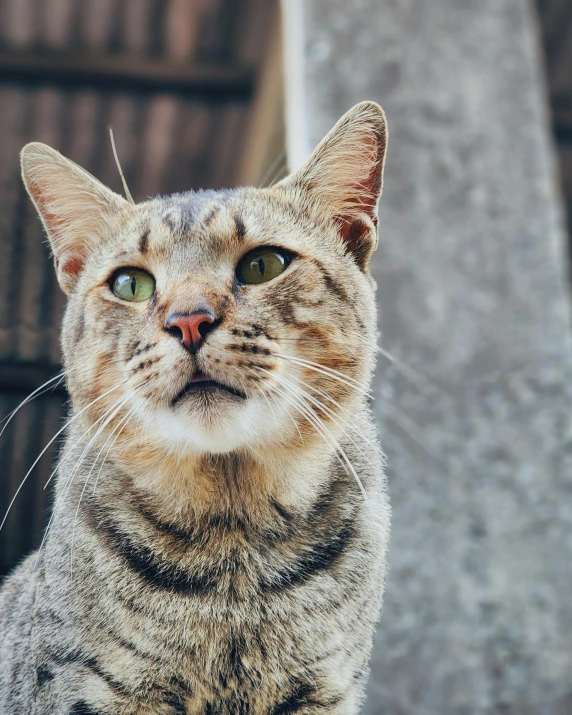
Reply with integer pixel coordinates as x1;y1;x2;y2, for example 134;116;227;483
0;101;390;714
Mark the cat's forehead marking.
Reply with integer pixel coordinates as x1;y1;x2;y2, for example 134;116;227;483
139;228;151;255
154;194;205;238
202;204;221;228
162;214;176;232
130;191;263;272
234;214;246;240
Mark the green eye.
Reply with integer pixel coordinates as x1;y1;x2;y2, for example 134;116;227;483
236;248;291;285
111;268;156;302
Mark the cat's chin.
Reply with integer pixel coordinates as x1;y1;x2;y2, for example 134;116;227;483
131;392;282;455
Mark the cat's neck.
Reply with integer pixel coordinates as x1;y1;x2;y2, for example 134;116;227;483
131;443;335;525
61;417;338;528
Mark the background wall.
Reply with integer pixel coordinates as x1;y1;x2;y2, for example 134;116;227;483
296;0;572;712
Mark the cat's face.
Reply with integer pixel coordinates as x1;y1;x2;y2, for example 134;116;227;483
59;190;378;456
21;102;386;462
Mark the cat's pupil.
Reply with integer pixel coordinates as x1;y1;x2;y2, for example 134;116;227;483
130;276;136;295
257;257;265;276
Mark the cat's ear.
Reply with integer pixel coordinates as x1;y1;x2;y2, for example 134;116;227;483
278;101;387;270
21;142;132;295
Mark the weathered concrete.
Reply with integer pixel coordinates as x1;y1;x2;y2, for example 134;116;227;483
298;0;572;712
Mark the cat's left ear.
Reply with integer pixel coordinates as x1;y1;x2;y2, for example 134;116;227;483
21;142;132;295
278;101;387;270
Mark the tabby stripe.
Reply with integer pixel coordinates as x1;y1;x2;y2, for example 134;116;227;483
203;205;220;227
84;481;357;596
139;229;150;254
69;700;102;715
162;692;188;714
106;508;354;595
312;256;368;333
271;682;338;715
268;521;356;591
163;215;176;232
52;651;129;697
138;500;293;549
36;607;65;626
178;206;197;235
85;505;218;595
234;214;246;239
137;503;200;543
311;258;351;304
36;665;54;688
104;527;215;594
73;304;86;345
102;626;162;665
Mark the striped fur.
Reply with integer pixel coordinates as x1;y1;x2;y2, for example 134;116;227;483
0;102;390;714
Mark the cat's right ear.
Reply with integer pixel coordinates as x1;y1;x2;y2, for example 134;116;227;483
275;101;387;271
21;142;132;295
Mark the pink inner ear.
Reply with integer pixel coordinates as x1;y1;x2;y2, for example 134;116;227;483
336;216;375;270
58;254;85;279
35;189;86;281
338;213;377;242
357;138;383;219
337;213;377;242
331;172;381;239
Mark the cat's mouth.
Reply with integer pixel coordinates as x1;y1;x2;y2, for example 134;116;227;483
171;370;247;407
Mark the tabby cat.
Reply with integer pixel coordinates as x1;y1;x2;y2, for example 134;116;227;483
0;101;390;714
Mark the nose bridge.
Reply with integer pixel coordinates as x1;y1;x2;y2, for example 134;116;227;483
163;256;233;315
166;279;214;315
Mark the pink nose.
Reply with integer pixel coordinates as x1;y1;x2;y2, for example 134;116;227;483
164;311;216;353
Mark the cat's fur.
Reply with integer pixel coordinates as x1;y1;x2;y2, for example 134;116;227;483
0;102;390;714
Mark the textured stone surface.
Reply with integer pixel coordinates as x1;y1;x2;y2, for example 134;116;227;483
301;0;572;712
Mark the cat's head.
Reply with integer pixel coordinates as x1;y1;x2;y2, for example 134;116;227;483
21;102;386;463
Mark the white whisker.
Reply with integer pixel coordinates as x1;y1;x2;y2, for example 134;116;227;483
268;371;378;470
0;372;65;438
91;403;139;497
272;353;371;397
267;388;303;442
283;372;383;461
268;380;375;518
34;387;140;571
381;402;442;463
70;396;143;574
0;357;131;440
1;378;130;533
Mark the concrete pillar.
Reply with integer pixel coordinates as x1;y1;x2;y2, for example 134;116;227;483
287;0;572;711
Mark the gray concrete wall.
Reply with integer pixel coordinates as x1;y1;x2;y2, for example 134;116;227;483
296;0;572;712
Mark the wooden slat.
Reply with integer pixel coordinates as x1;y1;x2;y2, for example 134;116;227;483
235;3;286;187
0;47;254;99
0;361;64;395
